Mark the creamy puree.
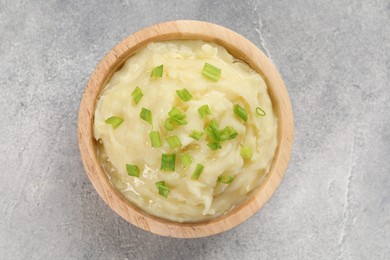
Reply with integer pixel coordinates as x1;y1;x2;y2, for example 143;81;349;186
94;40;278;222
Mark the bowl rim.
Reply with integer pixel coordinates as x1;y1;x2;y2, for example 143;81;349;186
78;20;294;238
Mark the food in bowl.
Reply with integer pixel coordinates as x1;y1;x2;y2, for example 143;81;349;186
93;40;278;222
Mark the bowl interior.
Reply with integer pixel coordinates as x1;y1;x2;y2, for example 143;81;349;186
78;20;294;238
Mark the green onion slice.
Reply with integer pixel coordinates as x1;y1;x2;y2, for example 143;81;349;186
164;108;187;131
105;116;124;129
189;130;203;140
166;135;181;149
168;107;187;125
241;146;253;160
233;104;248;122
151;64;163;78
168;107;182;118
207;142;222;150
180;153;192;168
126;164;140;177
209;120;219;130
131;86;143;104
176;88;193;102
140;107;152;125
205;121;237;149
164;118;174;131
256;107;266;117
217;175;234;184
155;181;170;198
197;104;212;119
205;119;220;143
149;131;162;148
161;154;176;171
218;126;238;141
202;63;221;82
191;163;204;180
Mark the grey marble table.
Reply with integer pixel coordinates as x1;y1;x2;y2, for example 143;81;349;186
1;0;389;259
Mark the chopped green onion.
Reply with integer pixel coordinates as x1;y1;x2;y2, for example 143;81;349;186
205;119;220;143
150;64;163;78
233;104;248;122
180;153;192;168
126;164;140;177
131;86;143;104
218;126;238;141
176;88;193;102
168;107;187;125
140;107;152;125
209;120;219;130
105;116;124;129
207;142;222;150
202;63;221;82
168;107;182;118
149;131;162;148
171;116;187;125
164;108;187;131
197;104;212;118
168;107;184;119
164;118;174;131
204;121;237;149
166;135;181;149
205;120;221;150
256;107;266;117
217;175;234;184
189;130;203;140
241;146;253;160
155;181;170;198
191;163;204;180
161;154;176;171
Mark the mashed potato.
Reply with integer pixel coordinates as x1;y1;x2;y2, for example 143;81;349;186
94;40;278;222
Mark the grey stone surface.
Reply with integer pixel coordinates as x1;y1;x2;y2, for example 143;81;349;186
0;0;389;259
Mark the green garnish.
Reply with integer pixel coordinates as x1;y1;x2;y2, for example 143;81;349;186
140;107;152;125
164;108;187;131
205;120;221;150
218;126;238;141
241;146;253;160
161;154;176;171
105;116;124;129
202;63;221;82
176;88;193;102
204;121;237;150
207;142;222;150
205;119;220;143
166;135;181;149
189;130;203;140
149;131;162;148
233;104;248;122
164;118;174;131
180;153;192;168
197;104;212;119
217;175;234;184
126;164;140;177
209;120;219;131
155;181;170;198
256;107;266;117
168;107;182;118
168;107;187;125
131;86;143;104
151;64;163;78
191;164;204;180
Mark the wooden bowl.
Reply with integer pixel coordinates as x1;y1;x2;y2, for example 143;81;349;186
78;20;294;238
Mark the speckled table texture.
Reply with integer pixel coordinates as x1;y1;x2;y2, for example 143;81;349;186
1;0;389;259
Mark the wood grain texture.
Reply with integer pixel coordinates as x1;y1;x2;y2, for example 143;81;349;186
78;20;294;238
